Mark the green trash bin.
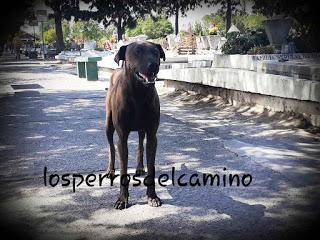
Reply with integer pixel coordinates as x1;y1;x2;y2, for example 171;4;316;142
75;56;102;81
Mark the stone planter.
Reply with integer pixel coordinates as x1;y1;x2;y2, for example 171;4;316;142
207;35;221;51
196;36;210;50
263;17;293;50
167;34;177;50
196;37;202;49
201;36;210;50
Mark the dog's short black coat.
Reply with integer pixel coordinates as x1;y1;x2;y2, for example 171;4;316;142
105;41;165;209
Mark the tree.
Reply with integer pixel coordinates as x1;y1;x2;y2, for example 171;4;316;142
62;21;71;42
207;0;242;33
77;0;156;41
0;0;34;51
71;20;107;42
43;19;55;32
126;16;174;39
44;0;80;53
157;0;203;35
43;28;56;44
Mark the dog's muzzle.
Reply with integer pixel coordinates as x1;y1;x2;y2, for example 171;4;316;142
136;72;157;85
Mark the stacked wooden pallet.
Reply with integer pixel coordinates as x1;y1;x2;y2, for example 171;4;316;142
177;31;196;55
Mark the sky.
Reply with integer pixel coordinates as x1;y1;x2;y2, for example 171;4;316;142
169;5;218;31
174;1;253;30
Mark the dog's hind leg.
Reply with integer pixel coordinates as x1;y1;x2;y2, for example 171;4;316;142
145;131;162;207
114;130;130;209
135;130;146;176
106;111;115;178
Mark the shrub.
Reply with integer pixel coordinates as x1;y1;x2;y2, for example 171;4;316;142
247;45;276;54
193;21;204;36
221;29;269;54
94;46;104;51
43;28;56;44
179;30;188;38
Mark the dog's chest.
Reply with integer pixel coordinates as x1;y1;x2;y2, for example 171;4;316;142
121;94;160;131
129;99;158;130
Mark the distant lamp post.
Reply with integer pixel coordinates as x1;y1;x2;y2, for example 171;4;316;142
36;10;48;59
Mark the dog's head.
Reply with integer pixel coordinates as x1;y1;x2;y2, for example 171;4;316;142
114;41;165;85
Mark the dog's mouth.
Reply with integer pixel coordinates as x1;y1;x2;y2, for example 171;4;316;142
136;72;157;85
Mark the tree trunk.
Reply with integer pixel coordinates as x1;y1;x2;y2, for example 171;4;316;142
226;0;232;33
241;0;246;13
117;24;123;41
117;16;123;40
54;10;65;53
175;5;179;35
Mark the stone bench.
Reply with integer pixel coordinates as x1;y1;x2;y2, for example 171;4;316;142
74;56;102;81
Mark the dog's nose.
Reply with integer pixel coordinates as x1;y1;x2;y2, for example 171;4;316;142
147;62;159;73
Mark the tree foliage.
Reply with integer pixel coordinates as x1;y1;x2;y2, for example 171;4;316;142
76;0;156;40
44;0;80;52
45;0;81;21
43;19;55;32
0;0;34;47
43;19;112;46
43;28;56;44
42;20;72;43
201;13;266;35
71;20;107;41
232;14;267;31
206;0;242;33
126;16;173;39
202;14;226;35
211;0;242;15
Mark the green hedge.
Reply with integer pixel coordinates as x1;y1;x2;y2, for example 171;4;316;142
221;29;269;54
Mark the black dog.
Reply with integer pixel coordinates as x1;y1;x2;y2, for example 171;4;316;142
105;41;165;209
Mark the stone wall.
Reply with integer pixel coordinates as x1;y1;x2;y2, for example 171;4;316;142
158;53;320;127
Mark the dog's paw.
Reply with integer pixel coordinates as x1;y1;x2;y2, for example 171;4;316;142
106;169;115;178
135;167;146;176
114;196;129;210
148;197;162;207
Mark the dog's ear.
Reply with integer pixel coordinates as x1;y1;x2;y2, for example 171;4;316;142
114;45;127;65
156;44;166;61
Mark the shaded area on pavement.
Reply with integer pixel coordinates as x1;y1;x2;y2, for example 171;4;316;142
0;59;319;239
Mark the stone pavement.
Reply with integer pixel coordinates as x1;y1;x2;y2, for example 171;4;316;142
0;57;319;240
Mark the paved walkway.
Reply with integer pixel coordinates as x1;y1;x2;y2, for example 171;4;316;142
0;57;319;240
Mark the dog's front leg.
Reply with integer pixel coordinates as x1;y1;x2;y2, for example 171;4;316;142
135;130;146;176
146;132;162;207
114;131;129;210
